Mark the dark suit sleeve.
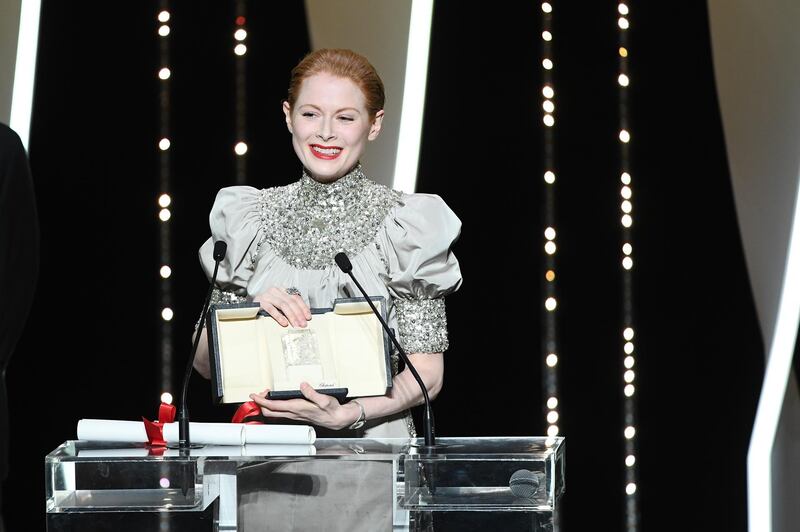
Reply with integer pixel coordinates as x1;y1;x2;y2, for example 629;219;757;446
0;123;39;481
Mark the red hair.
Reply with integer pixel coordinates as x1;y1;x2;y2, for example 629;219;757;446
287;49;385;119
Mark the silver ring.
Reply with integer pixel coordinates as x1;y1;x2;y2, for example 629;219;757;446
285;287;301;297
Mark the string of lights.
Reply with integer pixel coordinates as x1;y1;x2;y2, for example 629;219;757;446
157;2;174;405
540;1;560;442
233;2;248;183
617;3;639;530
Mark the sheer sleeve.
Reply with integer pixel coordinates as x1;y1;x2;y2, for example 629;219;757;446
198;186;263;303
380;193;463;353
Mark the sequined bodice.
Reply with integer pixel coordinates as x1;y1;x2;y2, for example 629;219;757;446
254;165;402;270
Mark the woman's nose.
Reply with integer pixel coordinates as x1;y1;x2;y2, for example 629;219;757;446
317;117;335;142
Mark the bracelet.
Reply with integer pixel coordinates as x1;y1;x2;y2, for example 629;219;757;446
348;400;366;430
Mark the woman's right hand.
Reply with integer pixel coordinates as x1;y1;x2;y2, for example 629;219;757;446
253;287;312;328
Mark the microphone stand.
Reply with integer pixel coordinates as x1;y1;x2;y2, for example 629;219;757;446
178;241;227;451
334;253;437;448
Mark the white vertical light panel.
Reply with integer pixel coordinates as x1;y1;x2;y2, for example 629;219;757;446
391;0;433;193
9;0;41;151
707;2;800;531
748;199;800;532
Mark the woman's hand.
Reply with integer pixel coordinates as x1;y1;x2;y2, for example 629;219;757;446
253;287;312;327
249;383;361;430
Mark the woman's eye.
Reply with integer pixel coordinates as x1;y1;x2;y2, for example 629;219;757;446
338;116;354;122
302;112;316;118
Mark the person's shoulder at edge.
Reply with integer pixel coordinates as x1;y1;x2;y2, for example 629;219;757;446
0;122;22;144
0;123;26;165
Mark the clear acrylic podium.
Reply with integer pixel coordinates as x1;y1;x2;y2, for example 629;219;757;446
46;436;564;531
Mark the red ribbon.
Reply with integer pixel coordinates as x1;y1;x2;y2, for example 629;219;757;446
142;402;176;447
142;400;262;448
231;401;265;424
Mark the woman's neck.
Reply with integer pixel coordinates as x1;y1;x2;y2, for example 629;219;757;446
303;162;362;185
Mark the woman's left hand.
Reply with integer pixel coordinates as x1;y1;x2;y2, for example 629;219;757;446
249;383;358;430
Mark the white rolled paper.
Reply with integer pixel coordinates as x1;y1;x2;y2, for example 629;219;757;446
162;422;244;446
77;419;149;443
78;444;317;458
243;424;316;445
77;419;243;445
77;419;316;446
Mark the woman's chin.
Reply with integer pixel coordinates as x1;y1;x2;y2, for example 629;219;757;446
307;169;340;183
305;159;355;182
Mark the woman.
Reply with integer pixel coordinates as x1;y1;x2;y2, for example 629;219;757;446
194;49;462;439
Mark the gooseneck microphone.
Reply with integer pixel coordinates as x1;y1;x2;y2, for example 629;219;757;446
178;240;227;450
334;252;437;448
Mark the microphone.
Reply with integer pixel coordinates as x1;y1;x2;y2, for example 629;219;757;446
508;469;542;499
178;240;227;450
334;252;437;448
213;241;226;262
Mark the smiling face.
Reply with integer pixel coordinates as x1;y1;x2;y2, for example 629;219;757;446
283;72;384;183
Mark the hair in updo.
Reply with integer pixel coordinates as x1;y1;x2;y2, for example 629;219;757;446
287;49;385;119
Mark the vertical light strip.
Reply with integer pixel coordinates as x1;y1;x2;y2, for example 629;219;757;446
392;0;433;193
157;3;173;397
233;3;248;182
747;185;800;530
617;3;638;531
540;1;560;442
9;0;42;151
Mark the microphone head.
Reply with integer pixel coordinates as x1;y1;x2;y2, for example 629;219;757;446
508;469;541;499
213;241;227;262
334;252;352;273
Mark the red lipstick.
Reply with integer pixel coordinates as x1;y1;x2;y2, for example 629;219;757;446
309;144;343;160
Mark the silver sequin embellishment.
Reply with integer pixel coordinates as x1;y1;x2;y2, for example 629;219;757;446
210;287;248;306
195;288;248;329
395;298;449;353
253;164;401;270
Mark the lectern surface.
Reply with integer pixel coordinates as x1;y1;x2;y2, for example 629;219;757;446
46;437;564;532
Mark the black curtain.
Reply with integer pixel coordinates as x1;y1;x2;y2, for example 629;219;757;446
3;2;763;531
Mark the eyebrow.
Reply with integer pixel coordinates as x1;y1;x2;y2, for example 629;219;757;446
298;104;361;114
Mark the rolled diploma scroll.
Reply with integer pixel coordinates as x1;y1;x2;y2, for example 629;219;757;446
77;419;149;443
78;445;316;458
77;420;316;446
163;423;245;445
243;424;316;445
77;419;243;445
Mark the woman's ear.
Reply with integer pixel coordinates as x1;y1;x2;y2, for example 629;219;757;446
282;101;293;133
368;110;384;141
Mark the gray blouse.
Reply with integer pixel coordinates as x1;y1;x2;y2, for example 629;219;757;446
199;164;462;353
198;165;462;437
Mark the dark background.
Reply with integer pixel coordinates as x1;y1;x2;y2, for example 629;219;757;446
2;1;763;530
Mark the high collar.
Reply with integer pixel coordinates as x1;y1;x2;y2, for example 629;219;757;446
299;163;367;202
257;162;401;270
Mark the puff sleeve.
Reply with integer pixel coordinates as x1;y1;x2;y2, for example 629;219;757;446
198;186;262;303
380;193;463;353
